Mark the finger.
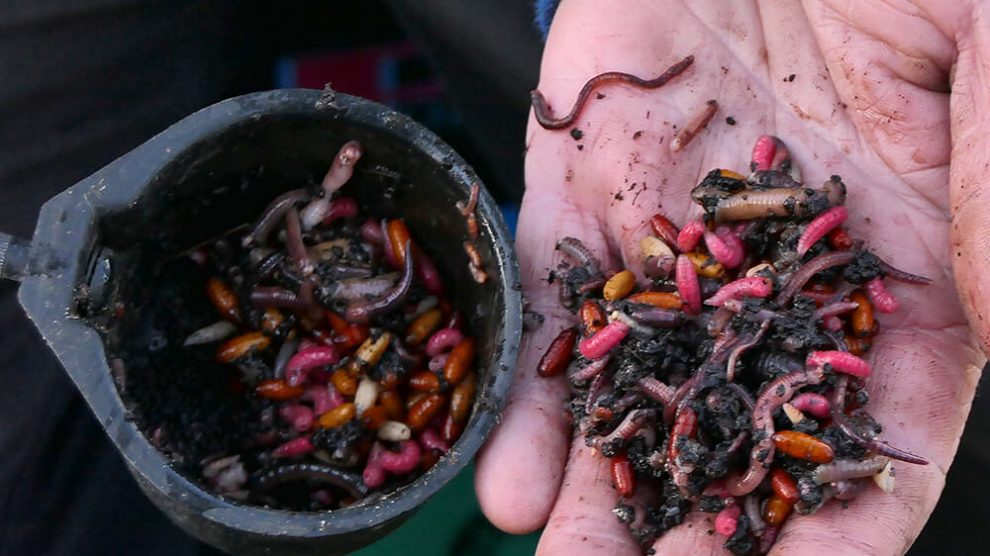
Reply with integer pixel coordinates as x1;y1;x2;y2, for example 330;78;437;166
475;138;615;533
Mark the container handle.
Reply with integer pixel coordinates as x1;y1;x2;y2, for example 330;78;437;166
0;232;31;282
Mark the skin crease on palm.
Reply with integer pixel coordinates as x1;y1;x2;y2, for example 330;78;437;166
473;0;990;554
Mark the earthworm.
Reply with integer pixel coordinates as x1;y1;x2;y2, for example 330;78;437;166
830;376;928;464
726;319;770;381
790;392;830;419
705;276;773;307
250;286;306;309
531;55;694;130
745;494;767;537
662;373;703;425
677;219;705;252
637;376;675;405
579;320;630;359
278;404;314;432
556;236;603;273
776;250;857;306
726;382;756;412
811;456;890;484
183;321;238;346
669;406;699;495
254;463;368;499
807;350;871;378
813;301;859;321
285;208;314;275
670;99;718;153
864;277;898;313
676;254;702;314
322;197;359;225
242;188;309;247
301;141;363;229
272;436;314;458
330;273;400;302
797;206;848;256
712;176;846;223
345;240;414;324
877;258;932;285
426;328;464;357
380;219;399;268
568;354;612;383
596;409;656;450
727;366;826;496
285;346;340;387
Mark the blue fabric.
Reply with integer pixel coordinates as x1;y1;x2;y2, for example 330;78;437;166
534;0;560;39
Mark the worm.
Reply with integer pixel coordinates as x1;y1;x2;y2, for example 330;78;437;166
726;320;770;381
705;276;773;307
877;258;932;285
568;354;612;384
745;494;767;537
242;188;309;247
797;206;848;256
776;250;857;306
593;409;656;450
285;208;314;275
253;463;368;500
712;176;847;223
727;366;826;496
807;350;872;378
301;141;363;229
670;99;718;153
345;240;414;324
578;320;630;360
637;376;675;405
250;286;306;310
531;55;694;130
813;301;860;321
830;376;928;464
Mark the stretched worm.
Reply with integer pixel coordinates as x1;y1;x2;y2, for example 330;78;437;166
877;258;932;285
285;208;314;275
830;376;928;464
594;409;656;450
252;463;368;500
637;376;675;405
250;287;306;310
712;177;847;223
813;301;860;321
345;240;414;324
727;366;826;496
776;250;857;306
726;320;770;382
242;188;308;247
670;99;718;153
568;354;612;383
531;55;694;130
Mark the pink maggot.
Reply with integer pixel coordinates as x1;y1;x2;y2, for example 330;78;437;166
303;383;343;414
378;440;422;474
705;276;773;307
715;504;742;537
428;353;450;372
578;320;630;360
419;428;450;453
797;206;848;256
676;254;702;314
790;392;831;419
865;277;899;313
750;135;776;172
807;350;872;377
272;436;314;458
285;345;340;387
425;328;464;357
322;197;359;224
677;219;705;252
278;404;315;432
414;247;444;295
704;227;744;268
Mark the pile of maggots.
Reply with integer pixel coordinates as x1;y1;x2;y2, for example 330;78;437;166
117;141;479;511
539;135;930;554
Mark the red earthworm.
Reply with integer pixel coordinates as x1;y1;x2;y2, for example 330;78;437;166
637;376;675;405
726;319;770;381
797;206;848;256
285;208;314;275
297;278;325;323
663;373;702;425
612;392;645;414
702;481;732;499
669;406;699;495
877;258;932;285
272;436;314;458
301;141;363;229
346;240;414;324
531;55;694;130
273;337;299;378
285;346;340;387
330;273;400;302
676;254;702;314
727;366;826;496
677;219;705;252
705;276;773;307
650;213;681;247
813;300;859;321
704;228;743;268
322;197;359;225
712;176;846;223
426;328;464;357
556;236;603;273
790;392;830;419
777;250;857;305
413;245;444;294
596;409;656;449
278;404;314;432
745;494;767;537
579;320;630;359
183;320;237;346
585;371;609;419
750;135;777;172
811;456;890;484
303;383;342;415
807;350;871;378
726;382;756;413
568;354;612;383
360;218;385;247
380;219;399;268
250;286;306;310
428;353;449;372
255;463;368;499
831;376;928;464
670;99;718;153
726;430;750;455
758;525;780;554
419;429;449;453
864;277;898;313
715;504;742;537
242;188;309;247
707;306;736;336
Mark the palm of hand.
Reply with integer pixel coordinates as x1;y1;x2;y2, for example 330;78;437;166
475;1;989;554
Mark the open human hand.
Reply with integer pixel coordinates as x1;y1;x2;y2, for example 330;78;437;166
475;1;990;554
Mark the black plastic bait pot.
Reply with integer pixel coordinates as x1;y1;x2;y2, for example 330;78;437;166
0;89;521;555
